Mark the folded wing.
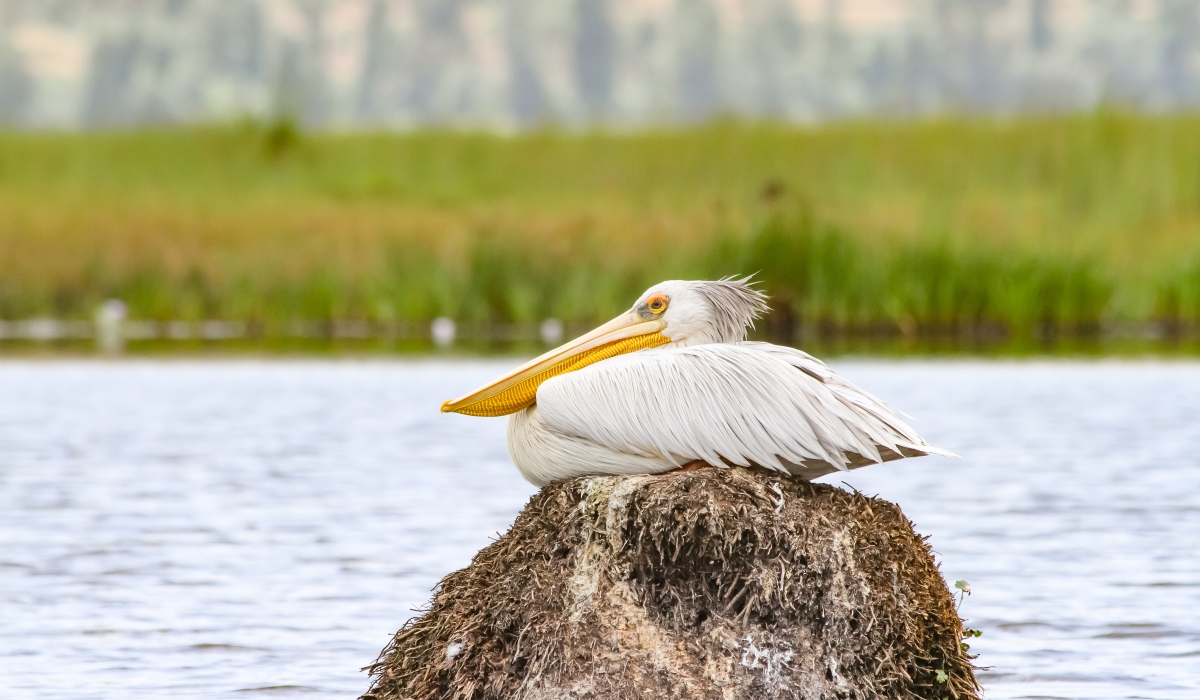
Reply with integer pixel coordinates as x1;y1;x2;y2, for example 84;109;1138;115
535;342;955;480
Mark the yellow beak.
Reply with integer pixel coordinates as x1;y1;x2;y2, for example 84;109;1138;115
441;312;670;416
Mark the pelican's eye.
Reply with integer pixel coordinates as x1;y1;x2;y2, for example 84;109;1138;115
646;295;668;314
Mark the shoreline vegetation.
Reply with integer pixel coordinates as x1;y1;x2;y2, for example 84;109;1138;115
3;114;1200;353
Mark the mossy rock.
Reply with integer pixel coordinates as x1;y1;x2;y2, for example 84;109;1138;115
363;467;979;700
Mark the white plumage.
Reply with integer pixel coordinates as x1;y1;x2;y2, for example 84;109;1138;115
445;278;955;486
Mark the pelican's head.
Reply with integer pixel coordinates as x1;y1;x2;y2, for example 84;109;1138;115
441;277;768;417
631;277;769;347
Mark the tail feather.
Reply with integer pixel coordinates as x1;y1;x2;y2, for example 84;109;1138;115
780;442;958;482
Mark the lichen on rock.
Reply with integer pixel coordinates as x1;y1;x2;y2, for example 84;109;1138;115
362;467;980;700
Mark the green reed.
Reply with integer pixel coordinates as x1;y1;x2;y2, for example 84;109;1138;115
1;114;1199;339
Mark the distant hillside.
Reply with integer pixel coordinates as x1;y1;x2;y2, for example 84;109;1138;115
1;0;1199;128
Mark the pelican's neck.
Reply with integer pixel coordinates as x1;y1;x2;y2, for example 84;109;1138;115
661;333;742;349
658;309;754;347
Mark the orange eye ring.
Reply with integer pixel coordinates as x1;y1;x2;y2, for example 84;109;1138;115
646;295;668;314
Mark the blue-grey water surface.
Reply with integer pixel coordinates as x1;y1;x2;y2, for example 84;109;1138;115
1;360;1198;699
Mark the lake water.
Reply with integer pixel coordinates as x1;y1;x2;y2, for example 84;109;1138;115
1;359;1197;699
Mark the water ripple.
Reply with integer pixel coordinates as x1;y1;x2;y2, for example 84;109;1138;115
1;359;1198;699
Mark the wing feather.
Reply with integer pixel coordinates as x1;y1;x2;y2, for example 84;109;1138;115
535;343;955;477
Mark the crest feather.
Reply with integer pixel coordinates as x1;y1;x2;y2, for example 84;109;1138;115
693;275;770;343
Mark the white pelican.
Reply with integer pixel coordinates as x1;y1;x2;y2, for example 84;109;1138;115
442;278;955;486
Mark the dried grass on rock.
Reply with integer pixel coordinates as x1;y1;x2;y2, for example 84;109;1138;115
363;467;979;700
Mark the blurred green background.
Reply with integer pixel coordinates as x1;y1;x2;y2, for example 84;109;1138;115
4;113;1200;353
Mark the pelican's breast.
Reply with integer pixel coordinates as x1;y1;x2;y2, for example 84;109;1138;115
506;403;674;487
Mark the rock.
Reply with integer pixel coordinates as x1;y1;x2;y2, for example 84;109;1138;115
362;467;980;700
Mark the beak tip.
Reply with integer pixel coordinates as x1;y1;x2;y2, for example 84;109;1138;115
440;400;455;413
